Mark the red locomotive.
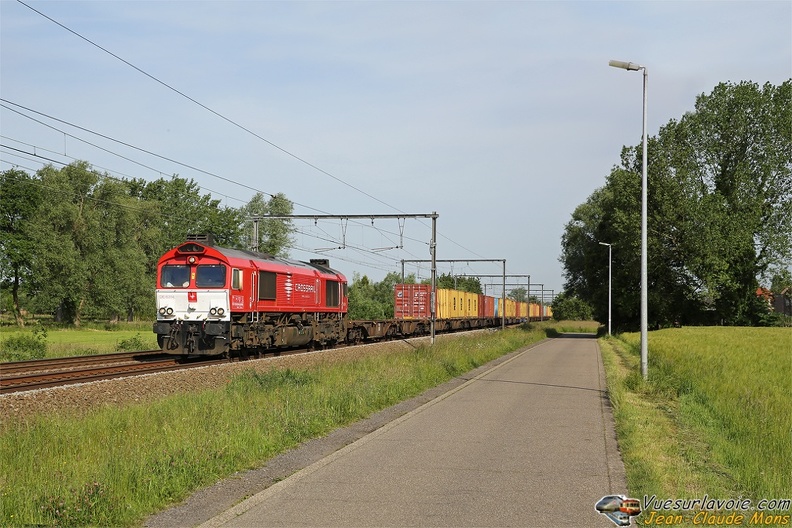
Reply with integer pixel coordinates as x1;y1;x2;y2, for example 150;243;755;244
153;236;348;356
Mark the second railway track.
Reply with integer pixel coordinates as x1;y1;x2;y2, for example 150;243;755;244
0;352;222;394
0;348;317;394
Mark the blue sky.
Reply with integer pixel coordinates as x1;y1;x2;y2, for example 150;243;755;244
2;0;790;298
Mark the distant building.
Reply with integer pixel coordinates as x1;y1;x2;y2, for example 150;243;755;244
758;287;792;316
773;287;792;316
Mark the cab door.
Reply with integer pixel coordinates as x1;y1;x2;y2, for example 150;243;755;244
248;260;258;312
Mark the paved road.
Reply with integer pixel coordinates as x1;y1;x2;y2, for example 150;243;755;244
195;334;627;527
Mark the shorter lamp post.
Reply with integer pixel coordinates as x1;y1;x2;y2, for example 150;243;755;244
599;242;612;335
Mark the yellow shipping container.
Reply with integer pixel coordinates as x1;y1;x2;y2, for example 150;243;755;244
436;288;450;319
436;288;461;319
451;289;463;318
463;291;478;317
434;288;482;319
500;298;516;318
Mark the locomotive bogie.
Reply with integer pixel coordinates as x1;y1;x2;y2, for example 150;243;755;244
155;321;230;355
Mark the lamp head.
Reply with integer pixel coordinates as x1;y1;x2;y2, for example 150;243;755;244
609;60;643;71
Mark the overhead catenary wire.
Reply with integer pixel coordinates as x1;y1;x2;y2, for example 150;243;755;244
0;137;251;207
2;141;431;270
0;155;424;269
1;100;292;206
15;0;401;214
2;100;434;257
11;1;490;264
6;2;511;287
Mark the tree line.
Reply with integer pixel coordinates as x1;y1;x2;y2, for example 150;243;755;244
0;162;294;326
559;80;791;328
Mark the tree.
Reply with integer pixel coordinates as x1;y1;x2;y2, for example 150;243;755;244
508;287;528;302
241;192;295;256
1;161;301;326
25;162;108;325
435;273;482;293
135;175;245;257
662;81;792;324
559;185;615;323
347;271;410;320
89;177;153;322
560;80;791;328
0;169;41;326
551;292;593;321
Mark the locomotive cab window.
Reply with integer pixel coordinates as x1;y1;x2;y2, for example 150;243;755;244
161;265;190;288
195;265;226;288
232;268;243;290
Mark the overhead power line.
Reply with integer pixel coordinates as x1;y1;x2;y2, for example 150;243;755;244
12;0;489;263
16;0;402;214
1;99;286;203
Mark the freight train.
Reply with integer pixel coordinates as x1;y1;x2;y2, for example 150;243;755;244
153;237;551;356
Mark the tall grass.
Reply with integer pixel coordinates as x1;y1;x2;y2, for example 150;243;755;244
0;326;546;527
602;327;791;512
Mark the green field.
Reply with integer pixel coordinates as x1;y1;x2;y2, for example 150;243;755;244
601;327;792;525
0;322;158;361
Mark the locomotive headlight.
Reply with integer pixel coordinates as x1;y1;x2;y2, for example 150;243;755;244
166;307;174;315
158;307;167;315
209;307;218;316
217;307;225;316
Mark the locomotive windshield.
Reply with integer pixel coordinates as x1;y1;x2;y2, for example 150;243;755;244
161;265;190;288
196;265;227;288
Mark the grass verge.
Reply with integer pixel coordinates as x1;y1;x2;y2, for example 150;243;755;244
600;327;791;526
0;323;158;361
0;325;549;527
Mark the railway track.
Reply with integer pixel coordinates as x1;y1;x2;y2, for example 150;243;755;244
0;326;510;395
0;347;323;394
0;351;225;394
1;350;163;374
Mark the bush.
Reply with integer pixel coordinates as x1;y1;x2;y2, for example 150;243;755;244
116;333;147;352
551;292;593;321
0;326;48;361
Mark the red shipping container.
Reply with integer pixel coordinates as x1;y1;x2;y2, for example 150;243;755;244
482;295;495;318
394;284;432;319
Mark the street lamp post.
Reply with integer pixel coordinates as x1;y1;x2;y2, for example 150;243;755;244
599;242;612;336
609;59;648;380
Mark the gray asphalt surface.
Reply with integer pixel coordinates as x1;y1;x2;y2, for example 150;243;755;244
185;334;627;527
